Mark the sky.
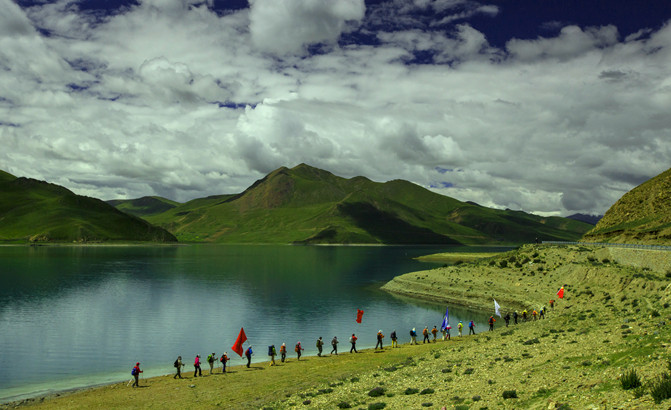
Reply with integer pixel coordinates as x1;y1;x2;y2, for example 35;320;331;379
1;0;670;216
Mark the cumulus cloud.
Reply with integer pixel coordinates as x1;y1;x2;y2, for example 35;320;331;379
249;0;365;55
0;0;670;217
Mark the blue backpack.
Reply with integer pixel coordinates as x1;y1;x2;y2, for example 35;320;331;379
131;367;138;376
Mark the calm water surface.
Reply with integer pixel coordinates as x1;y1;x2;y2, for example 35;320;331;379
0;244;505;402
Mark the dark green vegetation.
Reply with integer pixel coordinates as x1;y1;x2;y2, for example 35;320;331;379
583;167;671;244
0;171;176;243
106;196;180;217
119;164;591;244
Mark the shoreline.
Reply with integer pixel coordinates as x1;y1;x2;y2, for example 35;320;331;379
5;244;671;408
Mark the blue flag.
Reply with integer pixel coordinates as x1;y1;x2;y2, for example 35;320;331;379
440;307;450;330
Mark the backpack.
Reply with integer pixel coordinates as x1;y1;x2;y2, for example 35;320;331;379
268;345;274;356
208;354;214;363
295;344;300;352
131;367;138;376
173;359;178;368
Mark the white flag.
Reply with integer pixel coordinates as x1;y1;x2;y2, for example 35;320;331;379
494;299;501;317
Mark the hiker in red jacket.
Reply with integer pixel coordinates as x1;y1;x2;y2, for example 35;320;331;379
194;354;202;377
132;362;143;387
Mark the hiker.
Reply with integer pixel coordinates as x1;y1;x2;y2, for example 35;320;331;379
532;310;538;320
522;310;528;322
431;326;438;342
207;352;216;374
468;320;476;335
245;346;253;368
268;345;277;366
173;356;184;379
488;316;495;331
331;336;339;355
441;326;447;340
280;343;287;362
194;355;202;377
316;337;324;357
549;299;555;309
295;342;303;360
375;330;384;349
513;311;518;325
131;362;143;387
422;326;430;343
540;307;546;319
410;328;418;344
504;313;510;327
391;330;398;348
444;324;451;340
350;333;358;353
220;352;229;373
457;322;463;337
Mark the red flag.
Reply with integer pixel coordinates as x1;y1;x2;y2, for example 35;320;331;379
356;309;364;323
557;287;565;299
231;327;247;357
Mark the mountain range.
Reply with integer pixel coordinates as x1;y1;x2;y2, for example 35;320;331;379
107;164;591;245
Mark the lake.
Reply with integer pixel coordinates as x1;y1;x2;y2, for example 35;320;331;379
0;244;504;403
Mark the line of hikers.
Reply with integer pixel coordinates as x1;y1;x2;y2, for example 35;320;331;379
133;302;555;384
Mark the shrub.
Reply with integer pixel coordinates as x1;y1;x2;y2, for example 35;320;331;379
499;260;508;268
404;388;419;395
502;390;518;399
368;403;386;410
420;388;435;395
650;373;671;404
464;368;474;374
472;395;482;401
421;403;433;407
620;369;642;390
302;400;311;405
337;402;351;409
368;387;386;397
350;377;359;383
384;366;398;372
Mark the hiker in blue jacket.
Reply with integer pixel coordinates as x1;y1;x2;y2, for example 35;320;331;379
245;346;253;368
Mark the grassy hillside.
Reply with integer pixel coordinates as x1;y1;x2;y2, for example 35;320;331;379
141;164;592;244
583;167;671;244
0;175;177;243
106;196;181;217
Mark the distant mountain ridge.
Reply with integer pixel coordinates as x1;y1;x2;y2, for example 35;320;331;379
583;167;671;244
118;164;592;244
566;213;602;226
0;171;177;243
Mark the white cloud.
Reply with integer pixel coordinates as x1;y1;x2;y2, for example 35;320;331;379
248;0;365;56
0;0;669;217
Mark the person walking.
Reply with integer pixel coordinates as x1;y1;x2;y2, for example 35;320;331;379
391;330;398;348
504;313;510;327
457;321;463;337
532;309;538;320
375;330;384;349
350;333;358;353
488;316;495;331
316;337;324;357
173;356;184;379
280;343;287;362
330;336;339;355
207;352;216;374
295;342;303;360
194;355;202;377
549;299;555;309
444;324;451;340
468;320;476;335
268;345;277;366
431;326;438;342
540;306;546;319
245;346;253;368
513;311;519;325
220;352;229;373
522;309;528;322
422;326;430;343
410;328;418;344
131;362;143;387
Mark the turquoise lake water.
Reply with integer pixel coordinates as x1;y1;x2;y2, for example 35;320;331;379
0;244;506;403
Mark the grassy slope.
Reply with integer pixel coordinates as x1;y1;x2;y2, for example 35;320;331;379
584;167;671;244
0;177;177;243
142;164;592;244
15;245;671;409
